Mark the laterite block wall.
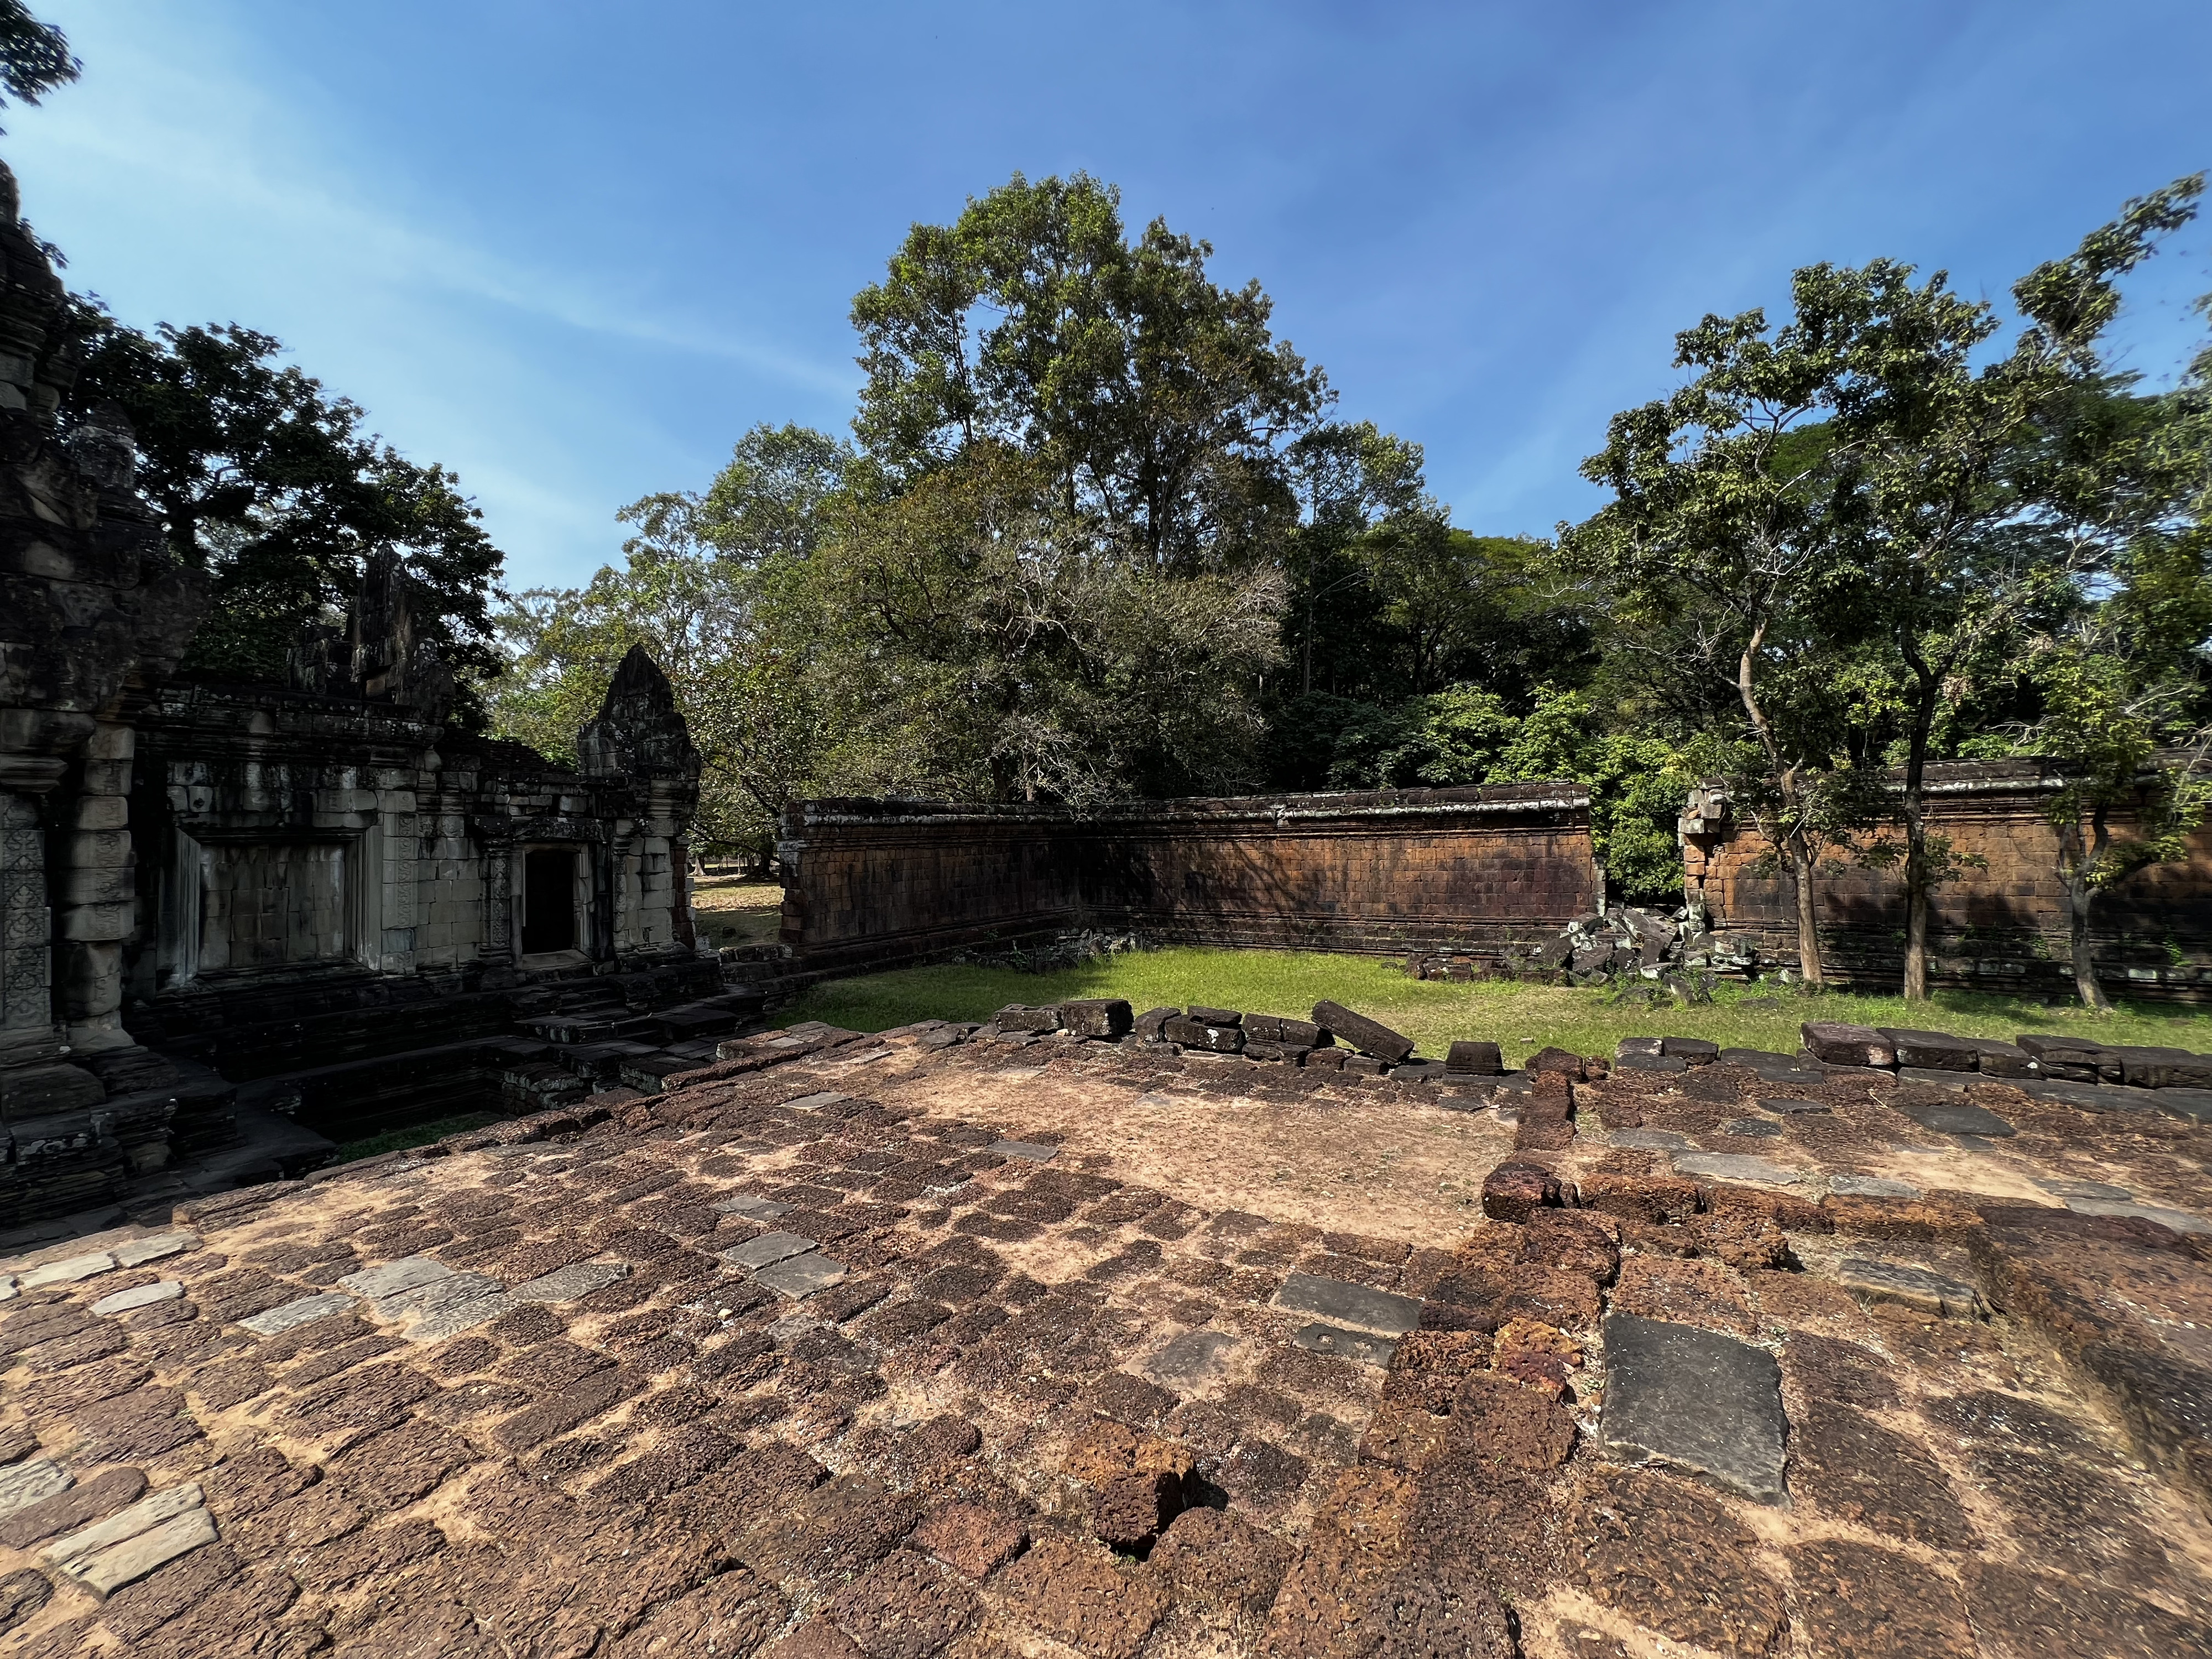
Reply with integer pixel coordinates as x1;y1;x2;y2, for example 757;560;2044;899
779;785;1601;976
1686;759;2212;999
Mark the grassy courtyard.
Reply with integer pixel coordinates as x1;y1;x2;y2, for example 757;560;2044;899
774;945;2212;1061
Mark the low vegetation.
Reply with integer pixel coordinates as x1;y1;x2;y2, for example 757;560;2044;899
772;946;2212;1062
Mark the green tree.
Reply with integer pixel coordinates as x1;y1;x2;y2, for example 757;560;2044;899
1559;310;1863;984
0;1;75;128
852;171;1330;573
1819;175;2204;999
64;314;504;692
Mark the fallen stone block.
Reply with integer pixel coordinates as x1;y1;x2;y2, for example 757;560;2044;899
1249;1015;1326;1046
1617;1052;1688;1073
1302;1047;1346;1072
1446;1040;1503;1075
1659;1037;1717;1065
1599;1312;1787;1504
993;1006;1062;1035
1968;1039;2038;1078
1310;1000;1415;1063
1481;1160;1565;1222
2013;1034;2121;1082
1342;1052;1387;1076
1132;1007;1177;1040
1836;1257;1985;1318
1187;1005;1241;1026
1879;1028;1978;1071
2114;1046;2212;1090
1164;1016;1243;1053
1058;999;1133;1040
1801;1021;1896;1068
1393;1060;1446;1081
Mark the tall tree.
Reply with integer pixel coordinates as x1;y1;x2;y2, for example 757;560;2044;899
851;171;1331;573
1559;316;1861;986
1820;175;2203;998
64;314;505;690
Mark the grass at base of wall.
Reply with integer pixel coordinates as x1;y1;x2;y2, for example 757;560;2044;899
774;946;2212;1061
330;1110;508;1165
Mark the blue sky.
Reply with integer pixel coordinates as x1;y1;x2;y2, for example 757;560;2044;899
9;1;2210;591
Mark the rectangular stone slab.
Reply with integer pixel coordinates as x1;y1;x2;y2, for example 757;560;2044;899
715;1194;791;1219
60;1505;216;1598
0;1460;70;1517
1600;1312;1787;1504
1290;1321;1399;1366
239;1292;356;1335
753;1251;847;1298
1754;1096;1830;1114
2067;1198;2210;1236
112;1232;196;1267
1311;1000;1415;1063
337;1257;452;1299
19;1252;116;1290
990;1140;1060;1162
1142;1329;1241;1389
780;1092;846;1112
1275;1271;1422;1336
509;1261;631;1303
406;1293;518;1343
374;1272;504;1321
44;1483;203;1563
1670;1152;1803;1185
1879;1029;1979;1071
1828;1175;1921;1198
91;1281;183;1316
1895;1099;2015;1138
1801;1021;1895;1068
1837;1257;1986;1318
721;1232;818;1270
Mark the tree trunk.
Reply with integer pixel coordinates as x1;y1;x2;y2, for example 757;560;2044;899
2056;812;2110;1012
1900;674;1937;1003
1788;832;1825;988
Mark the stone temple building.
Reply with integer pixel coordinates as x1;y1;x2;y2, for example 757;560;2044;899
0;164;750;1235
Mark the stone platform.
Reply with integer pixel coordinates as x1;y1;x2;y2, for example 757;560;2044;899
0;1022;2206;1656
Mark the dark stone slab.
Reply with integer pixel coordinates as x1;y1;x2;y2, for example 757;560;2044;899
1132;1008;1178;1040
1897;1067;1971;1091
2113;1046;2212;1091
1879;1029;1979;1071
753;1252;847;1298
1288;1322;1397;1366
1660;1038;1717;1063
1446;1040;1503;1075
1057;999;1133;1040
1186;1005;1243;1026
1616;1037;1663;1060
1968;1039;2038;1078
1274;1271;1421;1335
1895;1099;2015;1138
1600;1312;1787;1504
989;1140;1059;1163
1801;1021;1895;1068
1311;1001;1415;1064
1720;1119;1781;1139
2154;1088;2212;1124
1164;1017;1243;1054
1618;1053;1687;1074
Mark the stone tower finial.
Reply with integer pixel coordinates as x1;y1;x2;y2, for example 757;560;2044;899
576;644;700;780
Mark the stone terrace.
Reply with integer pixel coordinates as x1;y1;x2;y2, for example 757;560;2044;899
0;1020;2208;1657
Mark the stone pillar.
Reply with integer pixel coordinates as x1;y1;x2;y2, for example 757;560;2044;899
0;789;53;1063
55;720;137;1053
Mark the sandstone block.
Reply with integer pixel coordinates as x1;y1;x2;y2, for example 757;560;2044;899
1057;998;1132;1039
1446;1040;1503;1075
1880;1027;1978;1071
1801;1020;1895;1067
1164;1016;1242;1053
993;1005;1061;1035
1311;999;1415;1063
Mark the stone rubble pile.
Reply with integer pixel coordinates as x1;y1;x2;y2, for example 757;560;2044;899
1406;904;1759;996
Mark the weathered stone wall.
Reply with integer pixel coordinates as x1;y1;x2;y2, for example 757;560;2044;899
1684;758;2212;998
779;784;1601;974
126;640;706;1079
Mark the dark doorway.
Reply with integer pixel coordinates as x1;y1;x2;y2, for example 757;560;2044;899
521;848;578;953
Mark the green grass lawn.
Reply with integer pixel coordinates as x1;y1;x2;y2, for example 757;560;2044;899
775;946;2212;1061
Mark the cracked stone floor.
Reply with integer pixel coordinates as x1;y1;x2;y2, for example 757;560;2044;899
0;1019;2208;1657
